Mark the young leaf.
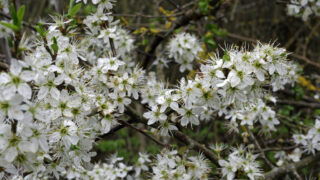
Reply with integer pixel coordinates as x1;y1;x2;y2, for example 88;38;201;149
35;24;46;37
0;21;19;32
68;0;75;15
68;3;82;17
9;3;18;26
17;5;25;23
51;37;59;53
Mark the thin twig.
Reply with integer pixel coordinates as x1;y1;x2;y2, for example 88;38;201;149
264;153;320;179
110;12;184;18
247;128;275;168
118;120;171;148
292;169;303;180
277;99;320;108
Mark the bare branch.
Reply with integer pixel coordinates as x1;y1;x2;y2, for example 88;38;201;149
264;153;320;179
247;128;275;168
118;120;171;148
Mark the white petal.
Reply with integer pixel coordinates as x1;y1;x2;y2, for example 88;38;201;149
8;108;24;121
39;136;49;152
0;138;8;151
256;70;265;81
5;147;18;162
2;84;16;100
20;71;34;82
230;76;240;87
50;87;60;100
18;83;32;99
10;60;22;76
38;86;49;99
0;73;11;84
216;70;225;78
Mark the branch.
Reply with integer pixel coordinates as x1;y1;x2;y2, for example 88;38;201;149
118;120;171;148
98;108;219;164
141;0;222;69
247;128;275;168
106;21;117;57
264;153;320;179
277;99;320;109
172;130;219;164
141;9;203;68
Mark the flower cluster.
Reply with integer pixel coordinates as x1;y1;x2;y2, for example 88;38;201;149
273;148;302;166
85;154;133;180
0;0;145;179
76;0;115;11
218;146;263;180
287;0;320;21
293;119;320;154
151;150;210;180
143;43;297;136
167;32;202;72
0;0;304;179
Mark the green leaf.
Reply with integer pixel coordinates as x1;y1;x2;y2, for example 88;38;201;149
315;109;320;116
0;21;19;32
223;51;230;61
199;0;209;13
68;0;75;16
35;23;47;37
10;3;18;26
51;37;59;53
17;5;25;23
207;39;216;49
68;3;82;17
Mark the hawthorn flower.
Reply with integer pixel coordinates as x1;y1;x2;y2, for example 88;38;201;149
98;57;125;72
167;32;202;72
178;105;203;127
143;106;167;125
0;60;34;99
135;153;151;177
100;113;117;133
36;72;62;100
49;120;79;148
109;92;131;113
156;90;180;112
98;27;117;42
288;148;302;162
219;159;237;180
158;121;178;136
0;94;24;121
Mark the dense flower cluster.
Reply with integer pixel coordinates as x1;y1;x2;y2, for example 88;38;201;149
287;0;320;21
0;0;145;179
293;119;320;154
0;0;308;179
167;32;202;72
151;150;210;180
219;146;263;180
143;44;297;136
